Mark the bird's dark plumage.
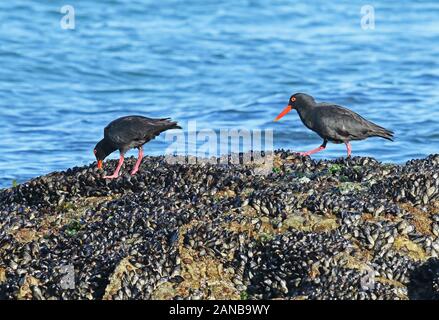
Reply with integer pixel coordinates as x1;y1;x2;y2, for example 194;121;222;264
275;93;394;157
104;116;181;154
94;115;181;178
302;101;394;143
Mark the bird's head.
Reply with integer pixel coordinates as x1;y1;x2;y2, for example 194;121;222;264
274;93;315;121
94;139;114;169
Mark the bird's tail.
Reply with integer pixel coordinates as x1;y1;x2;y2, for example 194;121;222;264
158;118;182;130
369;123;394;141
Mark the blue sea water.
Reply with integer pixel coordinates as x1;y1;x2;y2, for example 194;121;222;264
0;0;438;188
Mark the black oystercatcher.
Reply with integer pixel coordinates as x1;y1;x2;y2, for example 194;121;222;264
94;116;181;179
274;93;393;157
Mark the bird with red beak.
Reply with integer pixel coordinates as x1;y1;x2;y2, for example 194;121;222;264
274;93;393;157
274;95;296;122
93;115;181;178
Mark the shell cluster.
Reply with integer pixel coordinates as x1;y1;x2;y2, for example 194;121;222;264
0;151;439;300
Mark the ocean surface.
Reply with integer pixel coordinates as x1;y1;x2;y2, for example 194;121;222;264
0;0;438;188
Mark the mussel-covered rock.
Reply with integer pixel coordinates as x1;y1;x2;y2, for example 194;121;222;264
0;151;438;300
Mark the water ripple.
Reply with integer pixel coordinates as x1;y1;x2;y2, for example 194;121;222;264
0;1;438;187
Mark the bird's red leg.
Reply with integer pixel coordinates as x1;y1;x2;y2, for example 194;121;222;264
104;155;125;179
345;141;352;157
130;147;144;175
299;140;327;157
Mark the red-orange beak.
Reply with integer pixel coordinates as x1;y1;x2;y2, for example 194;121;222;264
97;160;103;169
274;105;292;122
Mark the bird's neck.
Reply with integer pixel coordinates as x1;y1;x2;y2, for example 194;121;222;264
100;139;117;158
296;102;316;129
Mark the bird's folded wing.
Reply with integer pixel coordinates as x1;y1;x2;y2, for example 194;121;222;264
316;105;373;140
104;117;164;145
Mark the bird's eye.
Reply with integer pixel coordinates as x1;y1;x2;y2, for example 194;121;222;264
93;149;97;155
291;97;296;102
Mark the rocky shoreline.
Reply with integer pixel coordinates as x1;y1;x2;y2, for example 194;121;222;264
1;151;439;300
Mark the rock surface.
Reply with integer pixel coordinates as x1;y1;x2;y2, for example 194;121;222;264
1;151;439;300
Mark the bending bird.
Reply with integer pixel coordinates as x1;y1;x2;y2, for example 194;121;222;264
94;115;181;179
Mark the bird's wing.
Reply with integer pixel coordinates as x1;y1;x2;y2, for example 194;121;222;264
314;104;377;140
104;116;180;147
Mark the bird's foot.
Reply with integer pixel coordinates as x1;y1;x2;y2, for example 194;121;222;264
298;152;310;156
130;169;139;176
103;174;120;179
